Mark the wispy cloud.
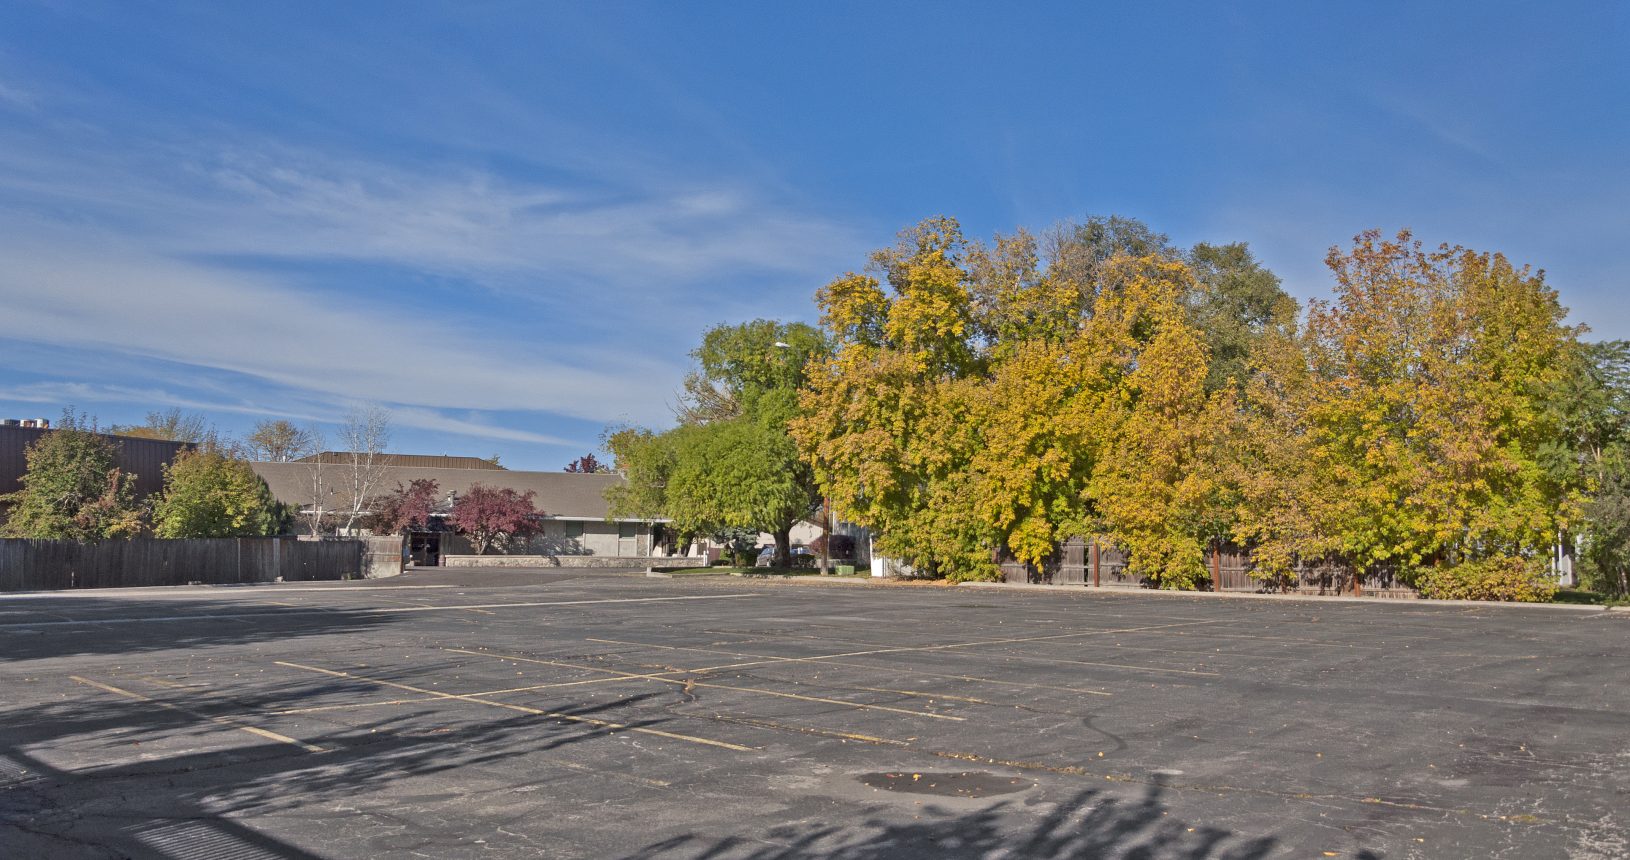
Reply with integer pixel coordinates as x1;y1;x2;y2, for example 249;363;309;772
0;80;33;108
0;118;859;446
0;230;680;420
0;137;858;293
0;379;587;448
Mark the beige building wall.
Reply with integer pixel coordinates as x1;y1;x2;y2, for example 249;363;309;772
441;519;655;557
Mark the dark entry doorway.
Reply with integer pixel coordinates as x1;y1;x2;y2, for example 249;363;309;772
409;533;441;567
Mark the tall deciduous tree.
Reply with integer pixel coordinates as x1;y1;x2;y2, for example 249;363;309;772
1075;257;1234;588
1;427;145;540
450;484;541;555
603;425;677;522
110;408;217;445
1566;340;1630;597
664;417;816;565
247;420;318;462
1232;230;1578;599
794;217;1235;584
152;450;282;538
333;406;391;534
298;426;333;537
1184;242;1299;394
608;320;824;568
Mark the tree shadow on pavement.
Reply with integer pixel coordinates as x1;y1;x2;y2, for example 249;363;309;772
0;673;672;858
622;779;1317;860
0;596;399;662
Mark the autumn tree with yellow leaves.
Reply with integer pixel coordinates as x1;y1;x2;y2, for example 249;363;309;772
792;217;1249;584
1229;230;1581;599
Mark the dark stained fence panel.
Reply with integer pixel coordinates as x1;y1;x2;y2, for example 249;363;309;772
1216;545;1258;592
999;554;1032;584
0;538;364;591
1056;537;1086;585
1093;544;1144;588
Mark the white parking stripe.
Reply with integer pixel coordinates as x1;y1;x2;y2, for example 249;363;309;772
0;593;760;628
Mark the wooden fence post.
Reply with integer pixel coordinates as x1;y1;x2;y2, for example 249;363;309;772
1091;541;1100;587
1210;543;1221;592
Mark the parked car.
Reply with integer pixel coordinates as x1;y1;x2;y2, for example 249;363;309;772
756;545;816;567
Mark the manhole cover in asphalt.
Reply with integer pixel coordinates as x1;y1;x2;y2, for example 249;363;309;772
857;771;1031;798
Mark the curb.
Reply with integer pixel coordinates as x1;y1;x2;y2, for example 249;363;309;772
657;572;1620;609
957;581;1609;612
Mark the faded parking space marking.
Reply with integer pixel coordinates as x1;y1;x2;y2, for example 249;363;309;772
445;647;967;721
70;676;326;754
273;660;759;752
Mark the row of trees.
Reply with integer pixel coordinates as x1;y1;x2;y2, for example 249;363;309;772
68;405;400;538
1;415;285;540
2;411;546;553
1;406;388;541
609;216;1629;600
106;407;324;464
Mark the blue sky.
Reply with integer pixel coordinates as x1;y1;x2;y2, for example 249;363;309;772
1;2;1625;469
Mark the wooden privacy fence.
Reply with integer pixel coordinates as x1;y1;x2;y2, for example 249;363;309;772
0;537;370;592
1000;538;1418;597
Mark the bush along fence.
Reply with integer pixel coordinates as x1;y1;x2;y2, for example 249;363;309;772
998;538;1420;598
0;536;402;592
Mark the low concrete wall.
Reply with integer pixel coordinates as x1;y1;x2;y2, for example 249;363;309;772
363;535;403;579
442;554;703;569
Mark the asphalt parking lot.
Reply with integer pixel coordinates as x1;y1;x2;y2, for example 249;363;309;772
1;569;1625;859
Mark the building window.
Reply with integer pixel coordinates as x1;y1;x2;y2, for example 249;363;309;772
618;522;638;539
563;521;584;539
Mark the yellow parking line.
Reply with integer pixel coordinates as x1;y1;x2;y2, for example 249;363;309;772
266;672;708;716
71;676;325;754
270;697;438;715
444;648;965;722
273;661;756;753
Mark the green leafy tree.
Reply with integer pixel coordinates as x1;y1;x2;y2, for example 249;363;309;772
152;449;283;538
609;320;825;568
1567;341;1630;597
664;417;816;566
1581;459;1630;598
710;526;760;566
1184;242;1299;394
1;427;145;540
603;425;679;522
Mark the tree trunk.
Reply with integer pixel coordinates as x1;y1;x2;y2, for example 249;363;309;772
773;526;792;569
818;498;831;574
